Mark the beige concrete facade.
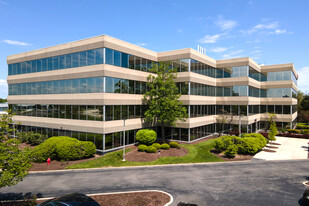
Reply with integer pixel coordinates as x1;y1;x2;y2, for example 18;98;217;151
7;34;298;140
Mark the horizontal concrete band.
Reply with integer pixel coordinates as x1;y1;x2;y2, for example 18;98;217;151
13;113;297;134
7;35;298;78
8;94;297;106
7;65;297;92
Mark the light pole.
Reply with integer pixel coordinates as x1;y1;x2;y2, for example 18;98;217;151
122;119;126;161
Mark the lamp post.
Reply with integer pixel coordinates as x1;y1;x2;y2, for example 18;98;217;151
122;119;126;162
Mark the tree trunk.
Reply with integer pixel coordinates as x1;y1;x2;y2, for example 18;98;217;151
161;124;165;141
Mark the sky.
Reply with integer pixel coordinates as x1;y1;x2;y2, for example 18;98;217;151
0;0;309;98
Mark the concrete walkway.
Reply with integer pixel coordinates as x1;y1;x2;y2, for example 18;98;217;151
253;136;309;160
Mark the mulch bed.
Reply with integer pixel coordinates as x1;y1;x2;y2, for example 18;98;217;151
90;191;170;206
210;150;254;161
125;146;188;162
29;155;100;171
2;191;171;206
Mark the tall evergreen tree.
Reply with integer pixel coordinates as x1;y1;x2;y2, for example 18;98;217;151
143;62;188;139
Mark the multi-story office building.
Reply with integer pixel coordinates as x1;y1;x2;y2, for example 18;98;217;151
7;35;298;152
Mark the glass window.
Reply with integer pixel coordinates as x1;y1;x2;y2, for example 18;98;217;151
87;50;95;66
72;53;79;67
105;77;114;93
114;78;121;93
95;77;103;93
31;60;37;73
80;106;87;120
79;51;86;67
275;105;282;114
80;78;87;93
121;53;129;68
105;48;113;65
66;54;72;68
53;57;59;70
95;48;104;64
59;55;66;69
114;50;121;67
72;105;79;119
47;58;53;71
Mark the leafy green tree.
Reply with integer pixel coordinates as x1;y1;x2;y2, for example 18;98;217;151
267;113;278;141
0;98;7;103
143;62;188;139
268;121;278;141
297;91;304;114
0;110;31;188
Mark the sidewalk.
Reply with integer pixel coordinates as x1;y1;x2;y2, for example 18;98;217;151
253;136;309;160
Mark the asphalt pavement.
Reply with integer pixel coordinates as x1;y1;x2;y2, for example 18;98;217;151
1;160;309;206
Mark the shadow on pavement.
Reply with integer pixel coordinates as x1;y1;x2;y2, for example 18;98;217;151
0;192;43;201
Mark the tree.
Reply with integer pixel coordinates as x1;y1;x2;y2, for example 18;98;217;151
0;110;31;188
267;113;278;141
216;108;235;135
297;91;304;114
143;62;188;139
0;98;7;103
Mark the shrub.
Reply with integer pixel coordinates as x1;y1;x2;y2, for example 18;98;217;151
16;131;48;145
241;133;267;148
146;146;157;153
224;144;238;158
169;141;179;148
302;130;309;134
288;129;302;134
160;143;170;150
79;141;96;157
138;144;147;152
268;121;278;141
136;129;157;145
56;140;82;161
152;143;161;149
296;125;309;129
238;138;261;155
31;136;96;162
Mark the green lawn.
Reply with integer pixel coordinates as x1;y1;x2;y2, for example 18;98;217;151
67;139;224;169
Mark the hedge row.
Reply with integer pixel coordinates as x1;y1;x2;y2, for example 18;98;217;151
31;136;96;162
137;142;179;153
214;133;267;157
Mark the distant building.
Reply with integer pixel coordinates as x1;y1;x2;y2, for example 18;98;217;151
0;103;8;115
7;35;298;152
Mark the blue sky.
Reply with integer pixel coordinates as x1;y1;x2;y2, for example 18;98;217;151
0;0;309;98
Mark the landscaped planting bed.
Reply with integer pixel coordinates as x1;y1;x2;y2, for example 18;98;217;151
0;191;171;206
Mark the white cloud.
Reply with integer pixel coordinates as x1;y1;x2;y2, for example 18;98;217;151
250;50;262;54
297;67;309;93
215;16;238;31
2;39;31;46
0;79;8;99
136;43;147;47
199;34;222;44
0;79;7;87
211;47;228;53
243;21;279;35
269;29;287;34
222;50;244;59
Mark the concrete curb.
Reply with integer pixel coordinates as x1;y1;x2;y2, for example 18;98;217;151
28;159;309;174
36;190;173;205
29;160;252;174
